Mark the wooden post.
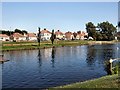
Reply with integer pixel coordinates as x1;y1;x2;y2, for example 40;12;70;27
109;59;113;75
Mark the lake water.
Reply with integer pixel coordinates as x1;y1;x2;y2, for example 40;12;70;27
2;43;120;89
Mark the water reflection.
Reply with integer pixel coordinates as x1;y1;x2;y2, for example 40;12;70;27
38;49;42;67
86;45;96;67
2;43;120;88
86;44;118;75
51;48;56;68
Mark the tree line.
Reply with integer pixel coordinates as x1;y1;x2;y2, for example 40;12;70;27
86;21;117;41
1;29;28;36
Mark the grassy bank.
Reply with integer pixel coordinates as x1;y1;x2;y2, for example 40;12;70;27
1;40;118;51
49;74;119;89
1;40;89;51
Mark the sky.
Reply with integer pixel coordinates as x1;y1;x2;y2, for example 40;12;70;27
2;2;118;33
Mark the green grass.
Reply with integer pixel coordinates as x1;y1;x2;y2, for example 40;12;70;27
1;40;89;51
49;74;119;89
1;40;117;51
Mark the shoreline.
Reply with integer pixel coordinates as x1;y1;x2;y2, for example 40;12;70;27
1;40;119;51
49;74;118;89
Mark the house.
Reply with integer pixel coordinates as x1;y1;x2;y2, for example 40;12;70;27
76;31;88;40
65;31;74;40
55;30;65;40
40;28;51;41
27;33;37;41
0;34;10;41
12;33;26;41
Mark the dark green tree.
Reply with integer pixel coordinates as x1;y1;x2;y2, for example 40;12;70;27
22;30;28;34
86;22;97;40
73;32;77;40
97;21;117;41
1;30;13;36
14;29;24;35
50;29;56;44
37;27;41;46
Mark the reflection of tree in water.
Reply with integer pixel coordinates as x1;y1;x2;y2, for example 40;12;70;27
103;49;114;61
104;61;112;75
51;48;56;68
38;49;42;67
103;49;115;75
86;46;96;66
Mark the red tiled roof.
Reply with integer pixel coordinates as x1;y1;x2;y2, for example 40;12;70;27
55;30;63;35
0;34;9;37
41;29;51;34
12;33;25;37
65;31;73;35
27;33;36;37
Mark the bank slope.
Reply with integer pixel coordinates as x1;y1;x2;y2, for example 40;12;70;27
50;74;119;89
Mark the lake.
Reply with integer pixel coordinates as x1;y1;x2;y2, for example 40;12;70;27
2;43;120;89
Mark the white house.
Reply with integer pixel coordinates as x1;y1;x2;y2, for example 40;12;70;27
40;28;51;41
27;33;37;41
0;34;10;41
12;33;26;41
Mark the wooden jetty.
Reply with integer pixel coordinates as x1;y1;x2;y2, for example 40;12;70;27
0;55;9;63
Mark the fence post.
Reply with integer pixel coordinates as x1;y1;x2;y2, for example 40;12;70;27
109;59;113;74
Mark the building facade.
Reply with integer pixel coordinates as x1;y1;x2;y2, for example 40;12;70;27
40;28;51;41
0;34;10;41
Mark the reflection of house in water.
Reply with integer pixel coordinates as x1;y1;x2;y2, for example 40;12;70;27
43;48;52;60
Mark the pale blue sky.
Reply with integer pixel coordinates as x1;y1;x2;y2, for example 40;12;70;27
2;2;118;33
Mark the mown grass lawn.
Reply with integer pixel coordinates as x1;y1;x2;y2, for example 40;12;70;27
49;74;119;89
1;40;118;51
1;40;89;51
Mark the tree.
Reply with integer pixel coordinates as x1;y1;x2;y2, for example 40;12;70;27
22;30;28;34
14;29;24;35
97;21;117;41
50;29;56;44
73;32;77;40
37;27;41;46
86;22;97;40
1;30;13;36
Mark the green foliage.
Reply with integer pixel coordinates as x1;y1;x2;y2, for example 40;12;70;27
73;32;77;39
22;30;28;34
86;22;97;40
1;29;28;36
86;21;117;41
112;64;119;74
97;21;116;41
1;30;14;36
14;29;24;35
